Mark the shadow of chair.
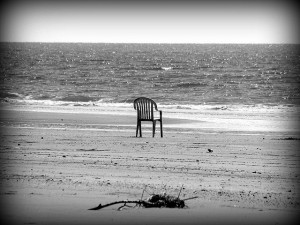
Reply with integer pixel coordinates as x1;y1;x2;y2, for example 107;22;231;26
133;97;163;137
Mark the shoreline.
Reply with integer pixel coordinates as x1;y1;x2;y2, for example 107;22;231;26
1;108;299;224
1;102;299;135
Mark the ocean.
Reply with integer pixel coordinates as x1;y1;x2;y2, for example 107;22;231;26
1;43;299;133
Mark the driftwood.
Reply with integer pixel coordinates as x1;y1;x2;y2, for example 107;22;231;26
89;185;198;211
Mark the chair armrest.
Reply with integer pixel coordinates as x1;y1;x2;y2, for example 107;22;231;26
158;110;162;120
154;110;162;120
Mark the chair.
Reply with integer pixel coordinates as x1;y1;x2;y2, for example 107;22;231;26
133;97;163;137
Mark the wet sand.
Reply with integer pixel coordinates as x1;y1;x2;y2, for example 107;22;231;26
0;109;299;224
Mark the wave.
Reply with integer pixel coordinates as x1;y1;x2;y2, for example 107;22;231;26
57;95;99;102
143;66;173;71
0;92;105;107
116;66;173;71
1;89;299;120
7;98;297;113
0;92;24;99
161;67;172;71
2;91;297;112
88;59;111;62
174;82;208;88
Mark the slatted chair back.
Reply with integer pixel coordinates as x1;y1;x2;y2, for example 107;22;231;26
134;97;158;121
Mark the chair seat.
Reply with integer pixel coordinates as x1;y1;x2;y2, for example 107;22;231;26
139;118;161;121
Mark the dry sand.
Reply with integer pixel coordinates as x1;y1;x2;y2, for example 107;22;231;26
0;108;299;224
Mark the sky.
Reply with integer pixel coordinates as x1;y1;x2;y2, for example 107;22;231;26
0;0;299;44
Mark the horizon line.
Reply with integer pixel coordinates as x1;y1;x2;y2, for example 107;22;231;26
1;41;299;45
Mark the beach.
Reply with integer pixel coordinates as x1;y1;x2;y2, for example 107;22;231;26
1;107;299;225
1;9;300;225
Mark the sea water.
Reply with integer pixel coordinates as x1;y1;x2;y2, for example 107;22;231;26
0;43;299;133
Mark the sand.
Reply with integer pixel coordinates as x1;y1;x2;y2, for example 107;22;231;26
0;108;299;225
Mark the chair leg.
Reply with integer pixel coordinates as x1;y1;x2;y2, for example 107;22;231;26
136;121;142;137
152;121;156;138
139;121;142;137
160;120;163;138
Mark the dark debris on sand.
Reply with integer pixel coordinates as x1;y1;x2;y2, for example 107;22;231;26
89;186;198;211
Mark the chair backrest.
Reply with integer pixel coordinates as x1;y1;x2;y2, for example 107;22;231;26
134;97;158;120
